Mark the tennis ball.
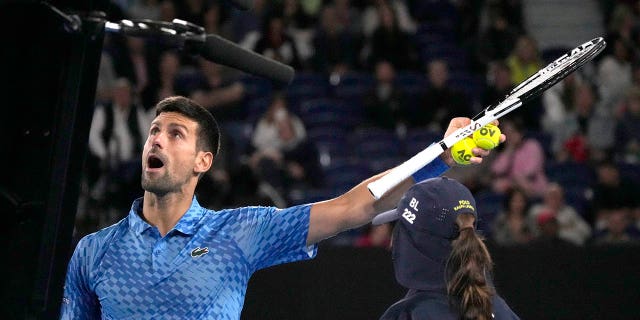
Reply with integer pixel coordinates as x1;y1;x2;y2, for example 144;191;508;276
472;123;501;150
451;137;477;165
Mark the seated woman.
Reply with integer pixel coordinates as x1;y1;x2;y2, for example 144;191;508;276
248;93;323;206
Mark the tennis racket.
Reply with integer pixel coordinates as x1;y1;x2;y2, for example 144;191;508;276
367;37;606;199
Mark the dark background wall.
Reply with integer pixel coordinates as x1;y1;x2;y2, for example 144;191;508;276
242;244;640;320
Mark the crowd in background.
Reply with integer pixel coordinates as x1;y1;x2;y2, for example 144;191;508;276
74;0;640;249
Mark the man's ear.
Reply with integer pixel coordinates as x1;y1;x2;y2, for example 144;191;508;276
195;151;214;174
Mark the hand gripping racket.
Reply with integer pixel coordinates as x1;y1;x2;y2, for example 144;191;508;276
367;37;607;199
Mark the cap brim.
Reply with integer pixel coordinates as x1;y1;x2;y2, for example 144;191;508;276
372;208;400;225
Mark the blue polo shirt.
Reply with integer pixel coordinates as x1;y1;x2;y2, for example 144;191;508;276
60;197;316;319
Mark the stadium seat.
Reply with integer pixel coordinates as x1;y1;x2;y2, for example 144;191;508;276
323;158;372;194
402;128;441;156
474;190;505;236
545;161;595;188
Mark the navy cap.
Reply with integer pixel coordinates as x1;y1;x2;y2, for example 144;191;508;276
373;177;477;290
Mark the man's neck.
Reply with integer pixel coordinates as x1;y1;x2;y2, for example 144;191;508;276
142;191;194;236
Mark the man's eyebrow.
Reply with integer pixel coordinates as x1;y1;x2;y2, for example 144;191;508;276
150;121;190;132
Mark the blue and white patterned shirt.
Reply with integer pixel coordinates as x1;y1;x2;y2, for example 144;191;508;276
60;197;316;319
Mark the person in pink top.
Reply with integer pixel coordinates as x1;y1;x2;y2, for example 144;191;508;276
491;118;548;198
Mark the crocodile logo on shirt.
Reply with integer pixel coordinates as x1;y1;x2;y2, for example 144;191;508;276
190;247;209;258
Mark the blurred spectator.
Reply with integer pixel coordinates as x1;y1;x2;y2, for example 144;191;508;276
158;0;177;22
407;60;471;132
183;59;246;122
591;160;640;230
310;5;361;75
252;14;303;69
591;207;640;245
282;0;316;30
362;60;406;130
361;0;416;38
202;1;233;38
482;60;514;107
364;2;419;71
528;183;592;246
614;87;640;163
325;0;363;36
149;50;181;105
530;210;571;246
491;187;534;246
597;34;633;111
506;34;542;86
541;72;585;134
506;34;543;129
606;3;637;47
233;0;268;44
547;83;615;163
95;52;118;105
478;0;524;33
248;93;324;206
475;7;520;72
87;78;151;226
490;118;548;198
354;223;392;249
127;0;161;20
174;0;205;28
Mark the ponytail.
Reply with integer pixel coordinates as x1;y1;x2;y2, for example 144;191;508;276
446;214;494;320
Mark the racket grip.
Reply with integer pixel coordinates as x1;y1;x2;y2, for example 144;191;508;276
367;144;444;199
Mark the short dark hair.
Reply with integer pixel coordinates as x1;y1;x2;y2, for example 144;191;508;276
154;96;220;157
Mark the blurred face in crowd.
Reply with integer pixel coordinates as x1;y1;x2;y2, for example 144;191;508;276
515;36;538;63
378;4;395;30
607;209;630;236
508;189;527;216
428;60;448;89
543;183;564;211
501;120;523;147
597;164;620;186
113;79;133;109
160;52;180;77
574;84;595;114
375;61;395;84
492;63;512;90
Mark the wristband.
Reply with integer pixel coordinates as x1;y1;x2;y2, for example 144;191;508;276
411;156;449;182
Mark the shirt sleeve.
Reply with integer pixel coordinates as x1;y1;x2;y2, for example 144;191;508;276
232;204;317;272
59;236;100;319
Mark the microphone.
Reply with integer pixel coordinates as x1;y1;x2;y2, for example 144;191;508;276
105;19;295;85
193;34;295;85
228;0;253;11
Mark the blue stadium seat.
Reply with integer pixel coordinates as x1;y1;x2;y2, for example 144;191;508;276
616;162;640;182
402;128;441;156
474;190;505;236
545;161;595;188
323;158;372;193
563;185;591;218
240;75;273;100
395;71;428;93
245;96;271;125
299;98;363;130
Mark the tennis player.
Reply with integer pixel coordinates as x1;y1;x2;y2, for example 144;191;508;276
373;177;520;320
60;96;501;319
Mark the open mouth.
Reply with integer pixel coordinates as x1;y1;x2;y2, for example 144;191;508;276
147;155;165;169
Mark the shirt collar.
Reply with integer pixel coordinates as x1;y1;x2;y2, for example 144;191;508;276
128;196;207;236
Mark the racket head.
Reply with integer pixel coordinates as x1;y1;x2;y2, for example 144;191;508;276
474;37;606;121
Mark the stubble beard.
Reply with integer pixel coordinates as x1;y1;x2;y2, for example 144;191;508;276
141;170;175;196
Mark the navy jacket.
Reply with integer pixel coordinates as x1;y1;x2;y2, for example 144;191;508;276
380;290;520;320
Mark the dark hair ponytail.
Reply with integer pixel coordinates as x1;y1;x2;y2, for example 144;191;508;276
446;214;494;320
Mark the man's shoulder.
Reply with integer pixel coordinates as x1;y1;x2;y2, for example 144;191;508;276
75;218;129;251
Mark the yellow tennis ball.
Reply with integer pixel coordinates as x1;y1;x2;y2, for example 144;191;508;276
472;123;501;150
451;137;477;165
